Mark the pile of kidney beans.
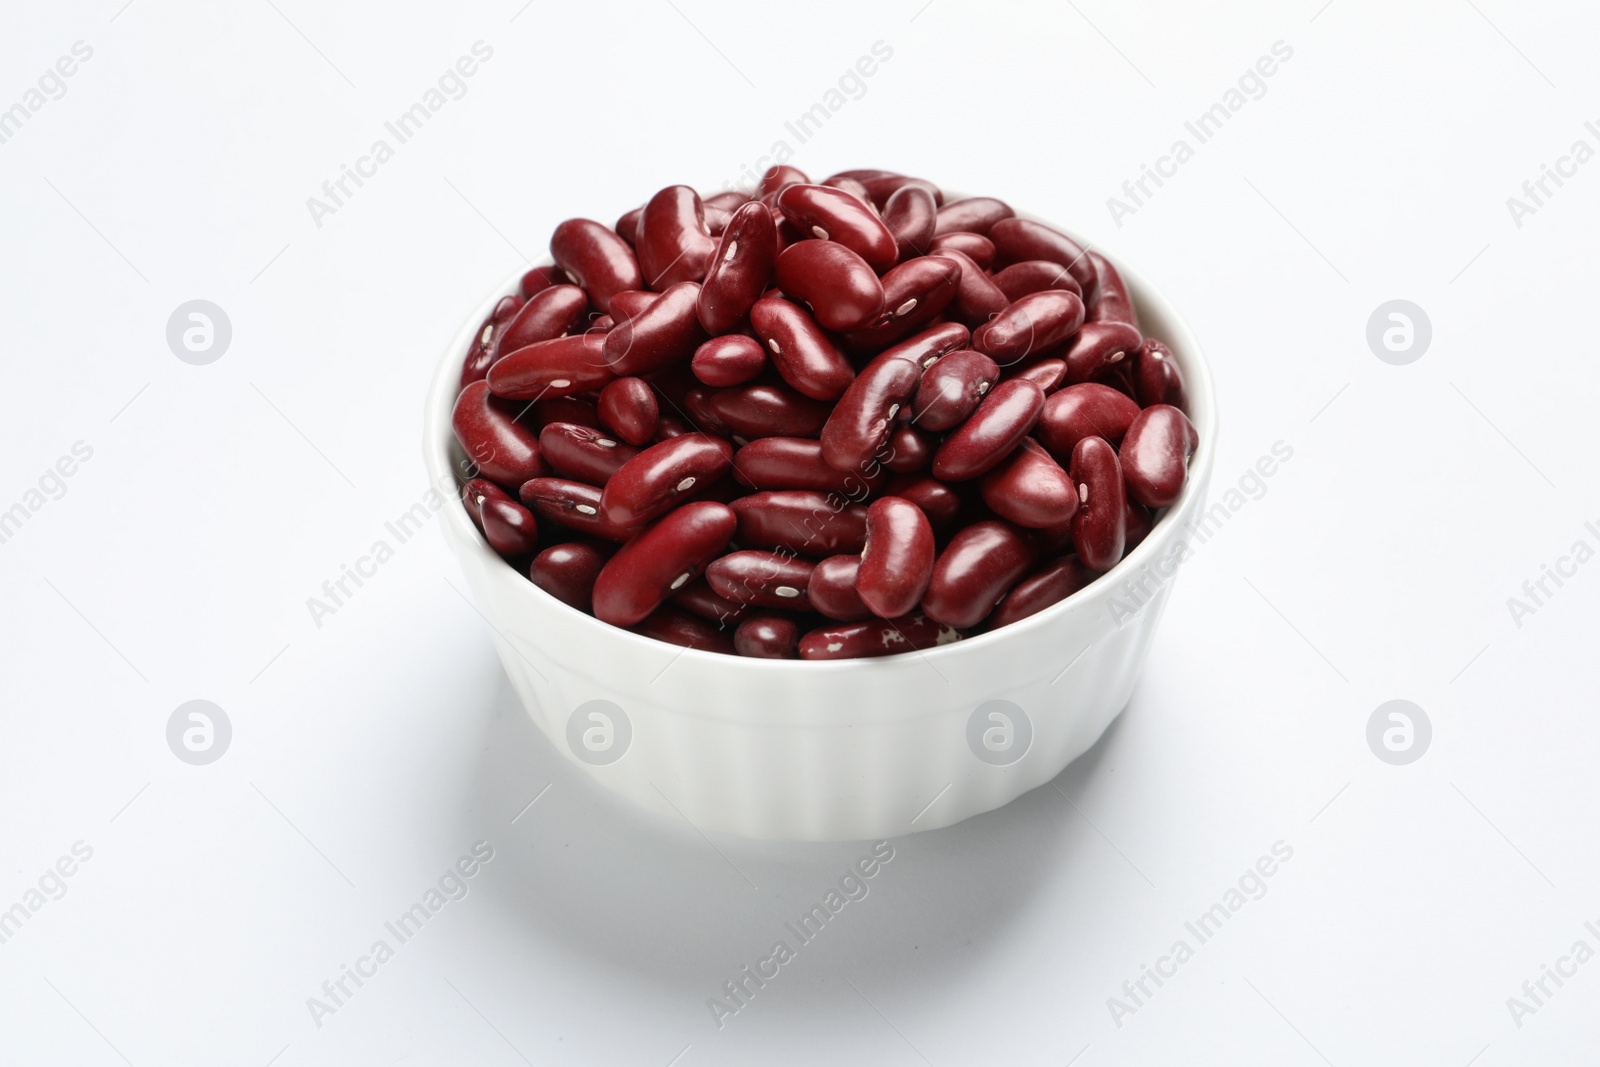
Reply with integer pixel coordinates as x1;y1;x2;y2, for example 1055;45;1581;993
453;166;1195;660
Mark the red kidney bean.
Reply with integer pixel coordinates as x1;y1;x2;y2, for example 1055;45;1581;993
931;378;1045;481
705;190;750;212
1125;499;1153;552
882;424;934;473
758;164;809;199
690;334;767;387
1011;358;1067;393
495;285;588;357
534;395;599;430
933;197;1014;236
452;380;546;487
857;497;935;619
706;550;814;609
841;256;962;352
669;576;748;626
972;290;1086;366
539;422;639;486
881;184;938;261
921;520;1036;628
775;184;898;272
988;217;1095;290
1119;404;1196;508
608;289;658;324
615;205;643;245
698;200;778;335
520;266;566;299
591;501;735;626
933;249;1008;324
1087;250;1139;329
603;281;706;376
798;614;962;659
774;240;886;332
883;474;962;530
821;175;873;204
819;352;921;474
519;477;637;541
929;232;995;269
550;218;643;315
831;170;944;208
488;334;614;399
748;296;856;401
1068;437;1126;571
704;204;734;236
979;438;1077;528
463;478;539;557
734;612;801;658
992;260;1083;301
693;382;831;438
1134;338;1186;408
653;412;694;440
1063;321;1143;385
597;377;659;445
730;491;868;556
459;295;528;386
1031;518;1076;558
1036;383;1142;460
600;433;733;527
529;541;613;612
989;555;1098;629
587;314;614;333
632;605;737;654
637;185;715;289
912;349;999;431
734;437;881;495
808;555;873;620
873;320;970;371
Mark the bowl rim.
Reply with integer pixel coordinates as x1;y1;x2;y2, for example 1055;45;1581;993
424;200;1218;675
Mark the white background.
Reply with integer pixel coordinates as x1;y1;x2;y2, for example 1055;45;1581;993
2;0;1597;1063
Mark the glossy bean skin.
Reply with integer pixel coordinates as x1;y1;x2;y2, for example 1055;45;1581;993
734;437;882;495
520;266;566;299
495;284;589;357
882;424;934;473
840;256;962;352
730;491;869;556
615;205;643;245
972;290;1086;366
931;378;1045;481
452;380;546;487
1063;321;1143;385
597;377;659;445
988;217;1096;290
704;190;750;212
1134;338;1186;408
808;555;873;620
921;520;1037;628
858;496;935;619
1011;358;1067;393
534;395;599;430
882;183;938;260
989;555;1098;629
462;478;540;557
758;164;810;199
637;185;715;289
698;201;778;335
798;614;962;660
538;422;639;486
603;281;706;376
979;438;1077;528
691;382;831;438
822;175;873;203
529;541;613;612
934;249;1009;324
1036;383;1142;460
690;334;767;387
819;352;921;474
874;320;970;371
670;576;748;626
1068;437;1126;571
831;170;943;208
1124;499;1153;552
883;474;962;530
734;613;801;658
600;433;734;527
632;606;737;654
1119;404;1197;508
933;197;1014;236
706;550;815;609
912;349;999;431
992;260;1083;301
1087;251;1139;329
748;297;856;401
550;218;643;315
608;289;658;323
519;477;638;542
460;296;526;387
592;501;736;626
928;232;995;269
487;334;614;399
775;184;898;272
774;241;886;332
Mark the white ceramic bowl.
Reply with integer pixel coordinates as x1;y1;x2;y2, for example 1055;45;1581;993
425;221;1215;842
